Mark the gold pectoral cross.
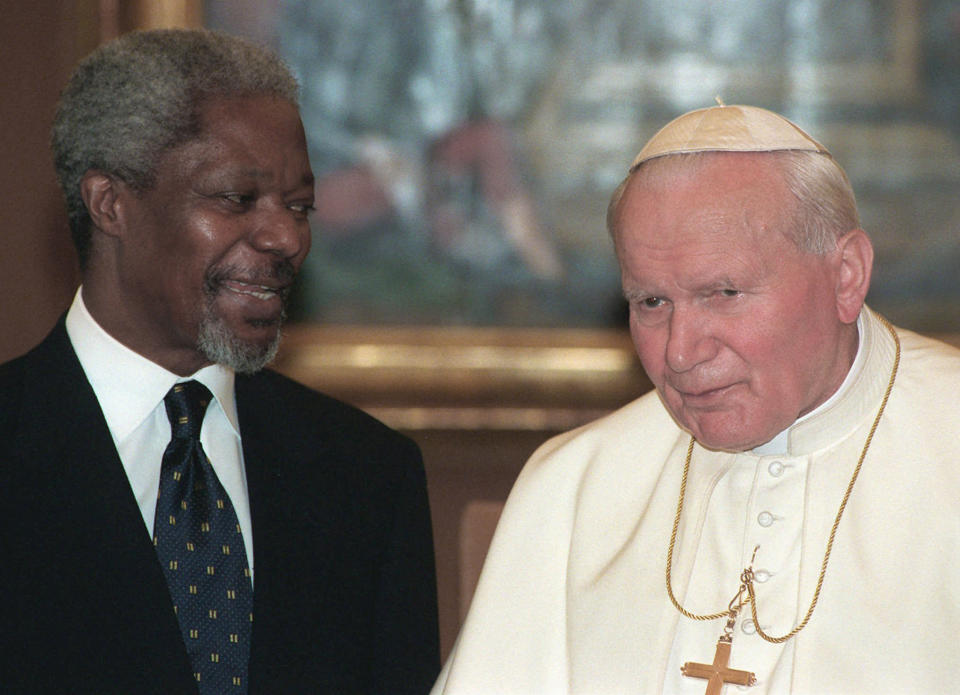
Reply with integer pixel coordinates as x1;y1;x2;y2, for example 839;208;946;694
681;597;757;695
682;636;756;695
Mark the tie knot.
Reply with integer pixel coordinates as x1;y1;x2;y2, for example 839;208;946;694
164;381;212;440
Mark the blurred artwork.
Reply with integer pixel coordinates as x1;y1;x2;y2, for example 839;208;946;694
208;0;960;332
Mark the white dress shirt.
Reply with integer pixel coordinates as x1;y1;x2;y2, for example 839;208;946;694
65;288;255;581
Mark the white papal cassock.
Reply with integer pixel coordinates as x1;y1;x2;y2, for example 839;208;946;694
433;307;960;694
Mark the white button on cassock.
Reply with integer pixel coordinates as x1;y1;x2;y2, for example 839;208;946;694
757;511;775;527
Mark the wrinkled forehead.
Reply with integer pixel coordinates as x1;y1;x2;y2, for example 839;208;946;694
616;152;790;218
631;150;783;187
611;152;799;253
151;94;313;187
193;93;303;134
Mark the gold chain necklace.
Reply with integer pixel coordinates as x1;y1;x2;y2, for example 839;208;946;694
665;315;901;644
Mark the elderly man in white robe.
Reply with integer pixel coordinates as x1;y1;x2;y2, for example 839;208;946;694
432;104;960;694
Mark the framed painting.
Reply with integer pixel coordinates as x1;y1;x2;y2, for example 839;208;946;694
200;0;960;341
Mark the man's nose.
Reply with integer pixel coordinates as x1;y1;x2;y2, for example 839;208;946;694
665;307;717;373
249;203;311;260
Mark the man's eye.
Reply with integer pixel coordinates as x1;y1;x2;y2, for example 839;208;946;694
719;289;741;298
223;193;253;205
641;297;665;309
288;202;316;215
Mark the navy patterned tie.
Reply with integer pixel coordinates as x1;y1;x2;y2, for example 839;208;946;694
153;381;253;693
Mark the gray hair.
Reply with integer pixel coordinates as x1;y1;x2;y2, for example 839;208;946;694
607;149;861;255
51;29;300;267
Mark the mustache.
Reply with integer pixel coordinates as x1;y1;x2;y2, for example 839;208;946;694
204;259;297;295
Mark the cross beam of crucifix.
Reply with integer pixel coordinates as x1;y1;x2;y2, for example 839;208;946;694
681;639;757;695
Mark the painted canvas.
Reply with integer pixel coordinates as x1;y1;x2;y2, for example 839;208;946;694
207;0;960;333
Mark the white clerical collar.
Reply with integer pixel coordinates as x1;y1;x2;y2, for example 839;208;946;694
752;314;866;456
65;287;240;445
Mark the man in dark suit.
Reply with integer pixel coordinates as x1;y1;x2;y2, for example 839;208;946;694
0;29;439;694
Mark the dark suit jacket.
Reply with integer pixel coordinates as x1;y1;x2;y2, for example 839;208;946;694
0;321;440;694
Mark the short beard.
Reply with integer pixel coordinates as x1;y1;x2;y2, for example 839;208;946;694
196;310;284;374
197;270;287;374
196;260;294;373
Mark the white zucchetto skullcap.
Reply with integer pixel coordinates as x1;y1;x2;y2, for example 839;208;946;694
629;103;829;171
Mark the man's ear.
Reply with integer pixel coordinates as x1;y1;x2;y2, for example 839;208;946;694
835;228;873;323
79;170;130;238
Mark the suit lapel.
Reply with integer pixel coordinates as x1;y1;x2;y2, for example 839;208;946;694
236;371;438;691
236;376;301;674
19;323;197;691
237;374;352;688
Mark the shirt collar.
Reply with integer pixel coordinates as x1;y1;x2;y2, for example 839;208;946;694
751;314;867;456
764;306;897;457
65;287;240;443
